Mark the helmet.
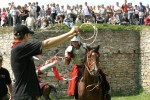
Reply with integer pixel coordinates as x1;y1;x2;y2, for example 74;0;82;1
71;36;80;42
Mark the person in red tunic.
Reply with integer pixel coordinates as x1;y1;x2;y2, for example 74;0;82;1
65;36;110;100
64;36;88;99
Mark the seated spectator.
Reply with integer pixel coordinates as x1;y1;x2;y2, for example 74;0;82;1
120;15;129;25
75;14;82;23
63;14;73;28
96;14;104;24
108;13;120;25
145;15;150;25
41;17;49;29
25;13;35;31
55;15;63;24
36;13;44;29
35;19;41;29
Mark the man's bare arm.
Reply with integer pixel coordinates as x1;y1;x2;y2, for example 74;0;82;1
42;26;79;51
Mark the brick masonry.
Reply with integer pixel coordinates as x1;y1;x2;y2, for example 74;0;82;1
0;26;150;96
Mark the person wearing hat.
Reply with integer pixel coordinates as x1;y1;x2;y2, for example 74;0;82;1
10;25;79;100
64;36;110;100
64;36;88;99
0;53;12;100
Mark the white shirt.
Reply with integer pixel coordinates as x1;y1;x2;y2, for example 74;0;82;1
66;9;72;14
83;5;90;15
114;6;122;13
100;8;106;15
26;17;35;27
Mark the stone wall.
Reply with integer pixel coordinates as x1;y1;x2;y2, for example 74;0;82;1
0;26;149;96
140;28;150;93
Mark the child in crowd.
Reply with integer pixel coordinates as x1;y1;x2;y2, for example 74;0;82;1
108;13;120;25
25;13;35;31
75;14;82;23
63;14;73;28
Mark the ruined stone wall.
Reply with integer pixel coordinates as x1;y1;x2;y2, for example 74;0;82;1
0;26;149;96
140;28;150;93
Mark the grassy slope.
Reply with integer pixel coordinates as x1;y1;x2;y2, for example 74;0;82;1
59;92;150;100
112;92;150;100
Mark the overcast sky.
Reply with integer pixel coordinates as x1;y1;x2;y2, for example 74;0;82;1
0;0;149;8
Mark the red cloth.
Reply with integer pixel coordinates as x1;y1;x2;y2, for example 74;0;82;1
123;4;128;12
67;65;79;96
53;66;63;80
11;40;21;48
145;17;150;25
36;58;64;80
37;66;43;75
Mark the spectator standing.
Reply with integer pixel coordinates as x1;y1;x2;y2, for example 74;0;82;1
7;3;13;26
16;6;23;25
106;5;113;21
51;3;57;25
145;4;150;17
122;0;128;18
36;2;41;18
1;8;7;27
45;4;51;21
59;5;65;20
25;13;35;31
40;5;46;17
32;2;37;19
114;2;122;22
134;5;140;25
139;2;146;25
127;3;134;24
10;6;19;27
82;2;91;23
99;4;107;23
21;6;29;22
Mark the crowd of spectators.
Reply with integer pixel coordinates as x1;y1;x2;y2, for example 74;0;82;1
0;0;150;29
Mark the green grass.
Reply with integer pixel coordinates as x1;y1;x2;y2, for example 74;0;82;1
1;23;149;35
112;92;150;100
75;23;149;32
59;92;150;100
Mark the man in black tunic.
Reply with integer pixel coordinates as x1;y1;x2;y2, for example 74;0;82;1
11;25;79;100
